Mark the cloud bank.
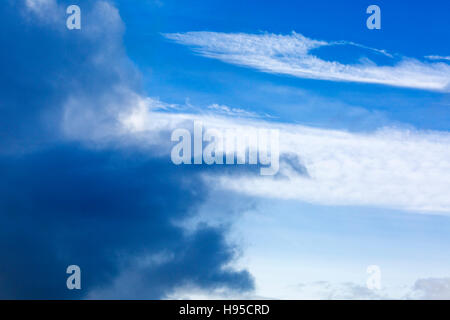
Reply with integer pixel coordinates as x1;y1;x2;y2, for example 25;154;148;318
0;0;253;299
121;100;450;214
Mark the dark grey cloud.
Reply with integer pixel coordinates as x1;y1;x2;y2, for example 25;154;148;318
0;0;253;298
0;146;253;299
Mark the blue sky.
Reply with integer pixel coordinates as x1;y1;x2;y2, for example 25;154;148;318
119;0;450;131
1;0;450;299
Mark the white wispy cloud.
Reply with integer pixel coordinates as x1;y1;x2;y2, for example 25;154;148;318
25;0;57;13
425;55;450;61
207;103;264;118
215;123;450;214
23;0;61;24
111;97;450;214
164;31;450;91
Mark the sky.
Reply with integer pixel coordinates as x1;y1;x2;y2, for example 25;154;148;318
0;0;450;299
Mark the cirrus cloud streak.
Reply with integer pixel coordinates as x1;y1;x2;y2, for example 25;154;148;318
164;31;450;91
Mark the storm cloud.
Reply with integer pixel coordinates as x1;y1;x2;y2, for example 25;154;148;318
0;0;253;299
